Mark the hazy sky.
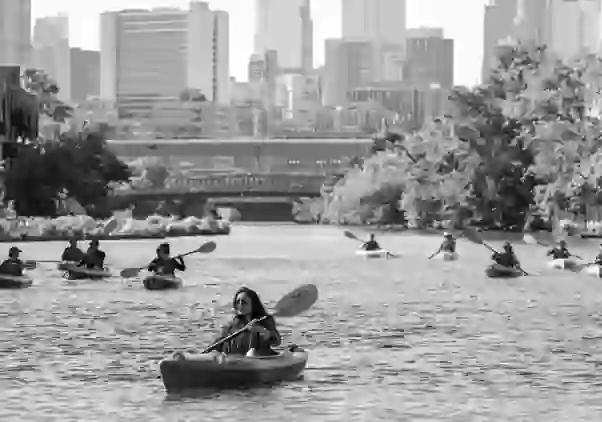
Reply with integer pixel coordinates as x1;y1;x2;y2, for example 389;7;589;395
32;0;486;86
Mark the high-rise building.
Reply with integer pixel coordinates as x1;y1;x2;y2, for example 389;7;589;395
342;0;406;46
0;0;32;66
481;0;518;82
70;48;100;102
33;14;71;101
254;0;312;72
544;0;600;61
100;2;230;117
404;29;454;88
323;39;403;106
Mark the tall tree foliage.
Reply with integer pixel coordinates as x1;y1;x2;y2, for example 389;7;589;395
323;43;602;229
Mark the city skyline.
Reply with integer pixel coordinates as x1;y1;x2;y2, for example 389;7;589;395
31;0;486;86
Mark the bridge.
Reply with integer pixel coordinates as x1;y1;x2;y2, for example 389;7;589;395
112;173;326;201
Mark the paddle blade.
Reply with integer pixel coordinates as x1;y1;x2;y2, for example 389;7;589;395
103;218;118;235
24;260;37;270
344;230;360;241
120;267;142;278
272;284;318;318
198;241;217;253
462;228;484;245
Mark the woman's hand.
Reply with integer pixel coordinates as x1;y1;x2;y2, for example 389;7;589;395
245;319;271;339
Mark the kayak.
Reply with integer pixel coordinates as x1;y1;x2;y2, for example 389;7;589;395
582;265;601;277
57;261;78;271
63;264;111;280
159;346;309;391
433;251;459;261
485;264;522;278
547;258;579;271
0;274;33;289
355;249;396;259
143;275;183;290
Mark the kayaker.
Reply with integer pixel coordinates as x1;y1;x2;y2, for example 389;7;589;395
546;240;579;260
492;241;521;268
209;287;281;357
61;238;85;262
147;243;186;276
0;246;26;276
362;234;380;251
593;244;602;265
429;232;456;257
79;239;106;269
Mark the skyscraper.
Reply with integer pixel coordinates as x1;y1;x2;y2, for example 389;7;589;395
404;30;454;88
33;14;71;101
0;0;32;66
481;0;518;82
342;0;406;46
100;2;230;116
254;0;313;72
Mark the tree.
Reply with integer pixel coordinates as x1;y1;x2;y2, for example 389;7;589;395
322;42;602;229
4;129;131;217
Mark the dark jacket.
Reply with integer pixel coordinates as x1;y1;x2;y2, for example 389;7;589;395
363;240;380;251
80;249;106;269
211;315;281;355
0;259;24;276
148;256;185;276
547;247;570;259
493;251;520;268
62;247;85;262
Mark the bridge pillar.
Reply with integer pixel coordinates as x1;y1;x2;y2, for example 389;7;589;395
180;197;207;217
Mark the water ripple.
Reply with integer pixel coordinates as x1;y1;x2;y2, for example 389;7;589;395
1;226;602;420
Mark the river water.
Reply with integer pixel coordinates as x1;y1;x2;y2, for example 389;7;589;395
2;225;602;421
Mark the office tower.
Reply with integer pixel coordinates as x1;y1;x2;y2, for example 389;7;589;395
254;0;312;72
0;0;32;66
342;0;406;46
100;1;230;116
33;14;71;101
481;0;518;81
404;29;454;88
70;48;100;102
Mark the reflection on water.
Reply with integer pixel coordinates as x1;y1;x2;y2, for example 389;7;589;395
2;225;602;421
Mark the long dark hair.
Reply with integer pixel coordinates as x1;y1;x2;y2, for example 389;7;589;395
232;287;269;320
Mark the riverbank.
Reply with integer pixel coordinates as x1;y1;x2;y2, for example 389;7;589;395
0;214;231;243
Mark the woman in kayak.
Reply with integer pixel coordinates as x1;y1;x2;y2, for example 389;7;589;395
62;238;84;262
546;240;580;260
210;287;281;357
79;239;106;269
362;234;381;251
148;243;185;276
0;246;26;276
429;232;456;257
492;241;521;268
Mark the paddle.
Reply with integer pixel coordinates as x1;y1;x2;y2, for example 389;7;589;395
343;230;398;258
463;228;530;276
119;241;217;278
202;283;318;354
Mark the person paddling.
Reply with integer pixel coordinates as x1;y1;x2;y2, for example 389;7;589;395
362;234;381;251
429;232;456;258
0;246;26;276
147;242;186;276
208;287;281;357
79;239;106;270
492;241;521;268
547;240;580;260
592;244;602;265
61;238;84;263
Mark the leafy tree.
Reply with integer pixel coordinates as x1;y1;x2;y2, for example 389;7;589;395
324;43;602;229
4;129;131;217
